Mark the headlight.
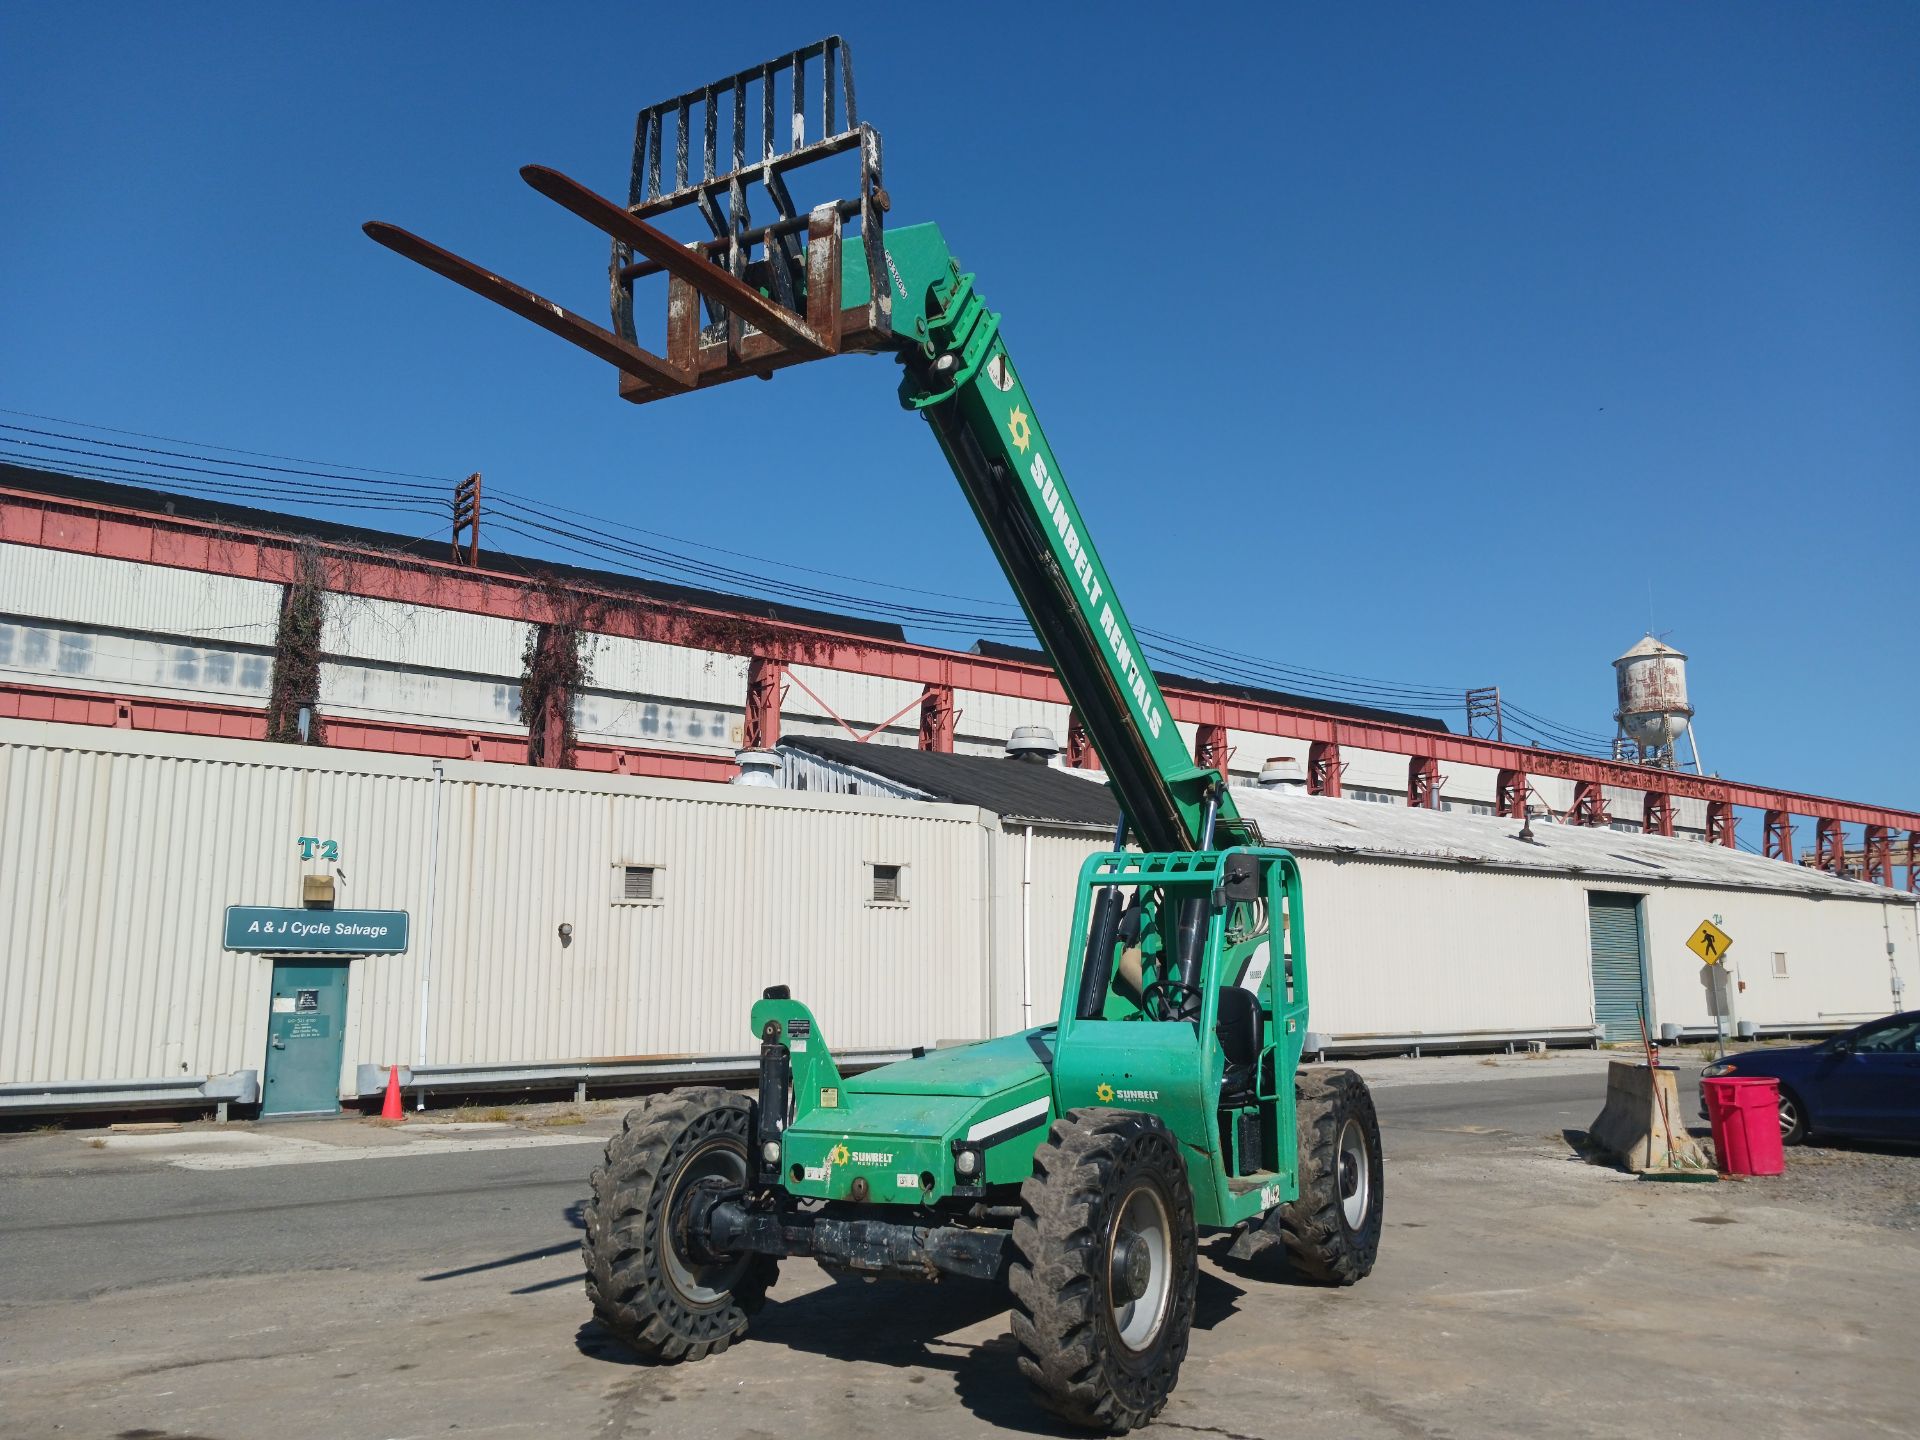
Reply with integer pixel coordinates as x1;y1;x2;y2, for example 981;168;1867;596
954;1148;979;1177
761;1140;781;1164
1701;1061;1737;1078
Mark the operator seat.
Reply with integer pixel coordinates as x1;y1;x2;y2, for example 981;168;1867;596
1215;985;1262;1108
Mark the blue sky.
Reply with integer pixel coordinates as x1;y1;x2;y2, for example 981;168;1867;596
2;4;1915;811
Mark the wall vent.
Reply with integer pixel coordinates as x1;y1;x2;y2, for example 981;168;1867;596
871;864;902;904
615;864;659;903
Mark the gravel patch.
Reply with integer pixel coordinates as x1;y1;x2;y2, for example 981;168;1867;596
1700;1138;1920;1231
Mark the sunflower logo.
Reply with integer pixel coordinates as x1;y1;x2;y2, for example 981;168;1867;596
829;1143;850;1167
1007;406;1032;453
1096;1082;1115;1103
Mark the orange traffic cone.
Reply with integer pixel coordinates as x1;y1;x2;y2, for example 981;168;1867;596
381;1065;404;1121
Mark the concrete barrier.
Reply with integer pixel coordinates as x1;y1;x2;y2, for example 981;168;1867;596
1587;1060;1710;1172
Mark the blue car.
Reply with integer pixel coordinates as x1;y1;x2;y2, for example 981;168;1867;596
1700;1011;1920;1146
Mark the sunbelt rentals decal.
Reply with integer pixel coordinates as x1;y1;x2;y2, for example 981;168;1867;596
1005;407;1164;741
802;1142;895;1183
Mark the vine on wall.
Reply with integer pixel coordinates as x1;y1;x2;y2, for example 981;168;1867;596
265;541;328;745
520;582;596;767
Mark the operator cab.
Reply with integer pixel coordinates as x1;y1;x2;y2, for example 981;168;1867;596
1063;848;1297;1181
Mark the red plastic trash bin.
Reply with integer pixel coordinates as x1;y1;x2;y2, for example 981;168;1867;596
1702;1075;1786;1176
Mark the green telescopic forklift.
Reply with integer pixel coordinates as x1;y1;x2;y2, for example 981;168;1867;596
367;36;1383;1432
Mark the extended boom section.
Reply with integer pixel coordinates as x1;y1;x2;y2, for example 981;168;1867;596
895;259;1255;853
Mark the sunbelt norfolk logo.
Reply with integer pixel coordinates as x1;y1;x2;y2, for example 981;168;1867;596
1097;1082;1160;1104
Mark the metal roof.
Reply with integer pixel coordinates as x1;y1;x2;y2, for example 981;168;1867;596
1230;786;1914;903
778;736;1120;828
784;738;1910;902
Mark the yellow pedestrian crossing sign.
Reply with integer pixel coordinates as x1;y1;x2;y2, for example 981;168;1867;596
1687;918;1732;965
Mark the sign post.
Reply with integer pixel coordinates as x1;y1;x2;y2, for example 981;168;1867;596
1686;918;1735;1059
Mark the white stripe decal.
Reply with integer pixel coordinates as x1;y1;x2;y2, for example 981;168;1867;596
966;1096;1051;1143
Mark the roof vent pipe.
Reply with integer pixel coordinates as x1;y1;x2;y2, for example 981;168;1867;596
732;749;783;787
1257;757;1307;788
1006;725;1060;764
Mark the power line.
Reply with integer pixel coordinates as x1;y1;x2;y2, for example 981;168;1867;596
0;406;459;484
0;406;1627;751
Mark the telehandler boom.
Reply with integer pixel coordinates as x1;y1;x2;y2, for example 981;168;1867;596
367;36;1382;1433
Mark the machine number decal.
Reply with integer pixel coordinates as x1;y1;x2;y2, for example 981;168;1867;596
1260;1183;1283;1210
802;1165;830;1182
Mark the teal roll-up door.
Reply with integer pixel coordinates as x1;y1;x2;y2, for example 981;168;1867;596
1586;892;1647;1041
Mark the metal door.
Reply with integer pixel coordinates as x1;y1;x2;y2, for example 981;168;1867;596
1586;893;1647;1042
263;962;348;1116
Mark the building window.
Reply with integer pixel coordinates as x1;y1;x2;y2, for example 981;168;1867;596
1442;799;1493;817
1346;786;1399;805
612;864;662;905
1609;820;1642;834
56;632;92;675
1772;951;1789;979
869;863;905;905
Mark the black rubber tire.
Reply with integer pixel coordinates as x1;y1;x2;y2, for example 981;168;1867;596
1268;1069;1383;1285
1008;1108;1198;1434
582;1086;778;1362
1778;1085;1809;1146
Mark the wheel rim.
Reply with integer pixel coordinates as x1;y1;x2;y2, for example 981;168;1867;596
1778;1097;1799;1138
663;1136;752;1308
1107;1183;1173;1353
1336;1117;1371;1230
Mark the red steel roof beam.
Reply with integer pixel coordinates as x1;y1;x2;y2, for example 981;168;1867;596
1763;809;1794;863
1644;791;1675;838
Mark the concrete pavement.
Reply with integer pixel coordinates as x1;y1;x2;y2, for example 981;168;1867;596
2;1054;1913;1439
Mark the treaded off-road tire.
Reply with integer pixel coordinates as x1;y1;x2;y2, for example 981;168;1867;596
1008;1108;1198;1434
1270;1068;1383;1284
582;1087;778;1362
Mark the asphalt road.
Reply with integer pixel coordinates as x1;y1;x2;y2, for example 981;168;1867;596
1;1137;592;1304
0;1069;1612;1307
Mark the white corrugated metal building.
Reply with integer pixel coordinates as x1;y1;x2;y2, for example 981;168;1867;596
1;717;1912;1117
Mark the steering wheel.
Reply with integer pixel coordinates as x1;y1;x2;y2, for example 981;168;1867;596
1139;977;1198;1022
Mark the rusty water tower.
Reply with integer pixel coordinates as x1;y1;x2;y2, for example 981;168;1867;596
1612;635;1701;772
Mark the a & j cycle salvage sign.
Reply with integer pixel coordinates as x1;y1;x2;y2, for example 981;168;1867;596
223;907;410;954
